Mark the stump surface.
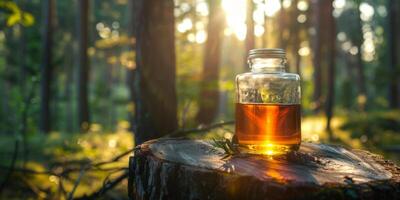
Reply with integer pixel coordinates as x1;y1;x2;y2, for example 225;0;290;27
129;138;400;200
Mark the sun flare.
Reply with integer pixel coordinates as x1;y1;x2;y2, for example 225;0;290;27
222;0;281;40
222;0;247;40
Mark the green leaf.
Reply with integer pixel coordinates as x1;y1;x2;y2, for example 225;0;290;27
1;1;34;27
6;13;20;27
22;12;35;26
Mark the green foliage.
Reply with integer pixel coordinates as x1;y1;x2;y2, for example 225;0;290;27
176;42;203;127
341;111;400;140
0;1;34;27
211;137;239;157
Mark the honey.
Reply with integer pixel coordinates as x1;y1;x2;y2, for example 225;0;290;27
235;103;301;154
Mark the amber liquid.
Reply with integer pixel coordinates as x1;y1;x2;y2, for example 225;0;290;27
235;103;301;153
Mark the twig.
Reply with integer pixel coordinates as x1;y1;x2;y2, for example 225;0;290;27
58;177;68;200
168;120;234;137
20;176;47;198
0;120;234;198
0;140;19;193
211;138;239;157
0;165;58;176
102;167;126;188
59;147;134;173
0;146;133;177
73;170;129;200
92;148;134;167
67;165;89;200
49;148;133;176
65;148;134;199
0;141;134;199
180;100;191;129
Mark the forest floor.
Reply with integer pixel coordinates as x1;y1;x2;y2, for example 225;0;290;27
0;111;400;199
0;121;133;200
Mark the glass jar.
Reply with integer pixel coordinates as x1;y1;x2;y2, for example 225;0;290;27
235;48;301;155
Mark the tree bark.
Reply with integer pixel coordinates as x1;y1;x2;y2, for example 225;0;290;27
129;138;400;200
311;0;322;112
133;0;178;145
324;0;336;132
77;0;90;133
40;0;54;133
389;0;400;108
196;0;224;124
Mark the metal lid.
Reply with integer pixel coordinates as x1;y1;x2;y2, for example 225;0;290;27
248;48;286;59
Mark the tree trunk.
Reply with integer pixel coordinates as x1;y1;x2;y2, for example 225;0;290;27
324;1;336;132
196;0;224;124
129;138;400;200
311;0;322;112
127;0;136;135
40;0;54;133
354;2;367;111
77;0;90;133
278;0;285;48
389;0;400;108
133;0;178;145
291;0;301;75
244;0;255;67
293;42;301;75
66;53;74;132
342;53;355;109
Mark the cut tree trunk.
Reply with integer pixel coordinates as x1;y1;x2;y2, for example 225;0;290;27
129;138;400;200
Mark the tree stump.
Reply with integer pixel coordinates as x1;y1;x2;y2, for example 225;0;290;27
128;138;400;200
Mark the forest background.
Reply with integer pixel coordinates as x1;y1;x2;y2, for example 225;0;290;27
0;0;400;199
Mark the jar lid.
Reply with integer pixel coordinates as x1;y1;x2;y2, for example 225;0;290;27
248;48;286;59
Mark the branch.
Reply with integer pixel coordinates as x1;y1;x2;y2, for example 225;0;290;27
0;120;233;198
64;149;133;199
0;140;19;193
167;120;234;137
0;165;59;176
73;170;129;200
67;166;88;200
58;177;68;199
180;100;192;129
92;148;134;167
0;147;134;177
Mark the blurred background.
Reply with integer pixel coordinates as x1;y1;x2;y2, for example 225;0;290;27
0;0;399;199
